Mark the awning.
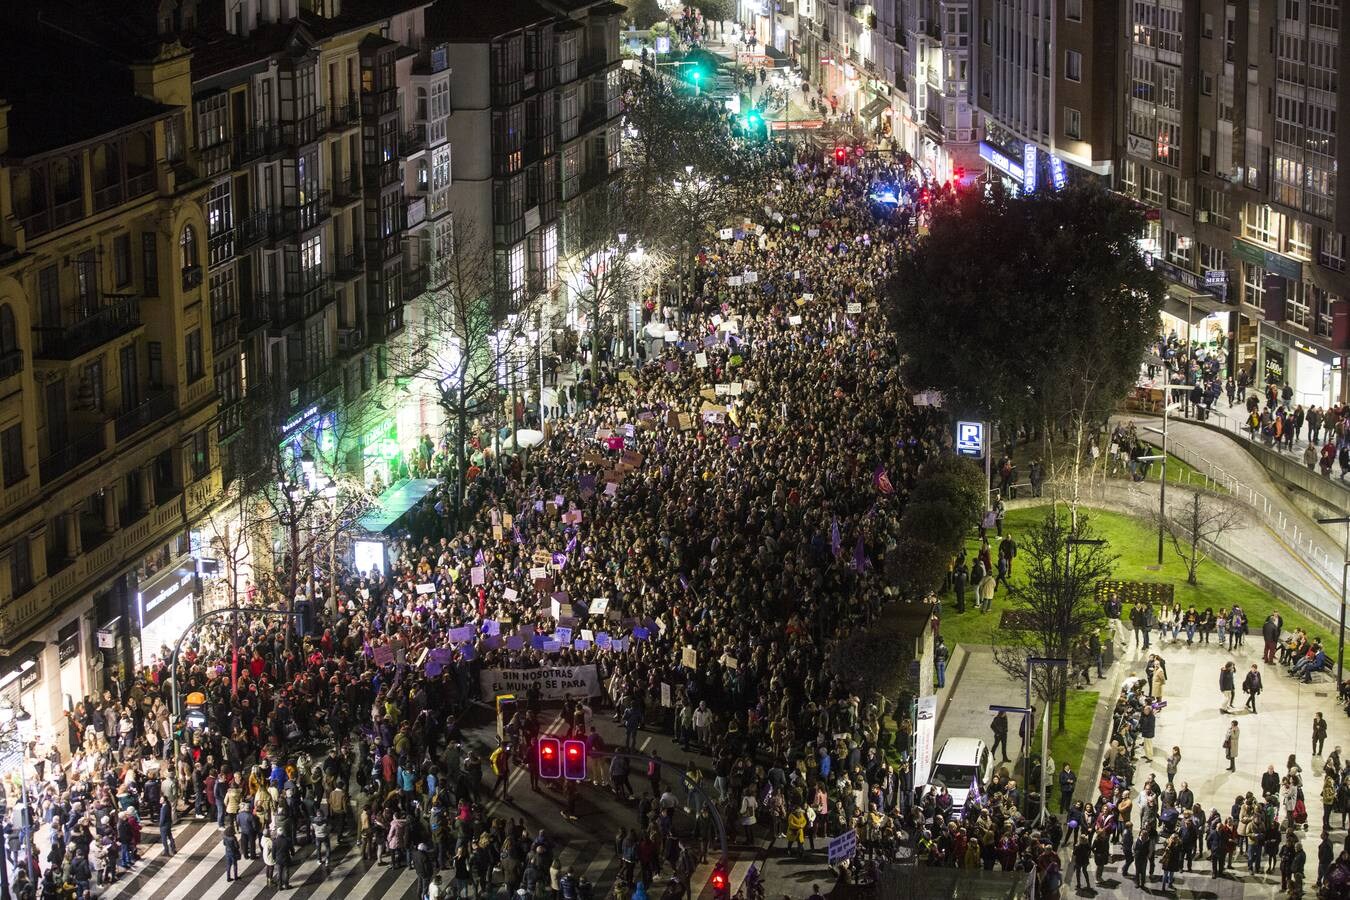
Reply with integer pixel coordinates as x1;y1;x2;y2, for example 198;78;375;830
861;96;891;121
1162;290;1230;323
358;478;439;535
764;44;789;66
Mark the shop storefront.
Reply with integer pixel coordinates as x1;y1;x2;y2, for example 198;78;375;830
135;555;200;668
56;618;85;716
1260;323;1343;408
0;643;45;736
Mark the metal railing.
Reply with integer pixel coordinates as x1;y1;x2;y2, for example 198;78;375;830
1102;421;1340;585
39;430;105;484
113;387;177;442
32;296;140;359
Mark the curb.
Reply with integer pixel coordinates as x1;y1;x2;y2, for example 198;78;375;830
935;644;971;730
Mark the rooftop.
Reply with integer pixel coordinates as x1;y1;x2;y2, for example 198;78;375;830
0;15;175;159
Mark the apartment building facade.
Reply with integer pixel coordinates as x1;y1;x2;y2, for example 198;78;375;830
0;25;221;745
433;0;624;326
1112;0;1350;407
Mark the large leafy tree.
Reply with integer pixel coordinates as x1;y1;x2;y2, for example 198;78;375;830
885;183;1164;515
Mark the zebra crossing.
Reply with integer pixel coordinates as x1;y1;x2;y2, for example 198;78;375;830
92;818;641;900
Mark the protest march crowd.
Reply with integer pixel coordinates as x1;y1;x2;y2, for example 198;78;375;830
7;125;1350;900
0;148;961;900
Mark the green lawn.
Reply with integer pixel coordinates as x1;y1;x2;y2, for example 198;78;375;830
1121;443;1226;494
934;503;1322;782
936;504;1318;651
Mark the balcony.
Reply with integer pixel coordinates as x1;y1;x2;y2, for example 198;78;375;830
363;159;399;188
236;210;268;251
406;196;427;229
208;229;234;267
368;233;403;263
234;125;280;163
52;197;83;229
272;191;331;237
240;294;271;335
361;87;397;118
335;249;365;280
113;387;177;442
32;295;140;360
289;360;341;408
280;107;327;147
92;183;124;212
39;429;105;485
0;350;22;380
332;174;361;205
399;125;428;156
199;141;233;178
402;265;428;303
337;327;365;355
329;99;360;129
181;264;204;291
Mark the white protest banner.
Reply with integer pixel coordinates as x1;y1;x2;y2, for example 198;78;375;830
802;293;814;302
788;315;803;326
682;646;697;668
719;227;734;239
695;353;708;369
503;587;519;601
743;271;758;284
846;301;863;314
727;275;743;287
589;597;610;616
828;829;858;865
416;583;436;595
479;665;602;700
661;683;672;707
914;694;939;788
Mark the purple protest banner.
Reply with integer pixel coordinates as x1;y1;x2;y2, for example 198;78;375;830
372;645;395;667
449;625;475;643
484;635;503;650
461;644;476;661
507;635;525;651
632;627;650;641
484;619;501;636
574;639;591;651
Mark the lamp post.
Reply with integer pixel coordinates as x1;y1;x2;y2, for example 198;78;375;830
1317;515;1350;685
1023;657;1068;822
1141;373;1181;565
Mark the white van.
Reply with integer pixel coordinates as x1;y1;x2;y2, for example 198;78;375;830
921;737;995;815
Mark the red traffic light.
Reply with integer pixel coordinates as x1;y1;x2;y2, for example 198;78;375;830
711;866;730;898
538;736;562;779
953;166;966;180
562;739;587;780
834;147;848;165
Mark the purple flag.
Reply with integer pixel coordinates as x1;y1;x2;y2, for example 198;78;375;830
513;525;524;544
678;574;689;591
852;535;869;574
474;549;485;566
830;516;842;559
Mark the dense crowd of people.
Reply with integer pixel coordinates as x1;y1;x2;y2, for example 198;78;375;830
0;145;961;900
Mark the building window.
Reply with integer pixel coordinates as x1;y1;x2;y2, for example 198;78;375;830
1243;263;1266;308
82;359;104;411
1120;159;1138;197
1313;285;1337;337
1064;50;1082;82
189;429;210;481
180;225;198;270
0;306;16;356
1065;0;1082;21
1285;278;1309;327
142;232;159;296
10;537;31;595
185;330;204;382
196;93;228;148
1199;243;1227;275
1167;176;1191;214
1243;203;1279;247
1288;219;1313;260
1141;166;1165;206
1321;231;1346;271
113;235;132;288
1063;107;1081;140
1;425;24;487
982;17;991;44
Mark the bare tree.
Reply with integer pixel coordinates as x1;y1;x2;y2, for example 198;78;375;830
1156;489;1246;585
254;391;379;649
992;509;1116;731
399;224;536;526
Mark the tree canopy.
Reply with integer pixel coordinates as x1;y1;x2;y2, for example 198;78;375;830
884;183;1165;432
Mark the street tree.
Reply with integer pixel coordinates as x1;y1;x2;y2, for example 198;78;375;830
1156;488;1246;585
622;0;666;30
691;0;733;33
402;224;536;526
992;509;1116;730
253;390;380;649
884;183;1165;520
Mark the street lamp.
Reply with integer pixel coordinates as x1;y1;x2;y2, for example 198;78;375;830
1317;514;1350;684
1141;375;1183;565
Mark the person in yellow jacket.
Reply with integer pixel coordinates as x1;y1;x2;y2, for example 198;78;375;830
786;806;808;858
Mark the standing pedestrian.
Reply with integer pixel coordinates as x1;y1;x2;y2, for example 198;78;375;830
1058;764;1076;813
222;824;240;883
1224;720;1240;772
1139;705;1157;762
991;711;1010;763
1314;712;1329;757
1220;662;1236;713
1243;664;1263;713
1165;746;1181;787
